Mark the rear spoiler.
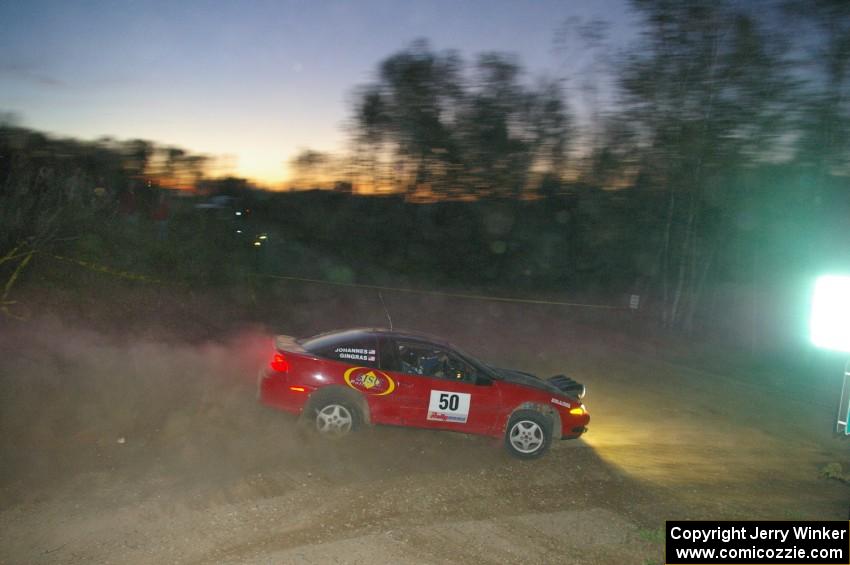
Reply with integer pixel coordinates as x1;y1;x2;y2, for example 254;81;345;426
274;335;307;353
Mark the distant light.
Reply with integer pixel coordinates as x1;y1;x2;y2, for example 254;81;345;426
811;275;850;353
254;241;261;247
235;211;242;216
236;229;242;234
259;235;268;240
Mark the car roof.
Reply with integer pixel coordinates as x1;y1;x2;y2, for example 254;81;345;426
299;327;496;378
302;327;454;348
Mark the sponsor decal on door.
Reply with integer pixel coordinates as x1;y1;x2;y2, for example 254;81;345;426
343;367;395;395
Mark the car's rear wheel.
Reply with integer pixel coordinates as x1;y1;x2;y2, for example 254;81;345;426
504;410;551;459
302;392;361;439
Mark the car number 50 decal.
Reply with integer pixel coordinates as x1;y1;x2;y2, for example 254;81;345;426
427;390;471;423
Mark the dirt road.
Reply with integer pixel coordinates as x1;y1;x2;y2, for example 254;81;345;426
1;301;848;564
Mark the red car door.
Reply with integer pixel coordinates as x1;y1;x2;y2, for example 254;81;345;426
381;339;504;436
305;335;407;426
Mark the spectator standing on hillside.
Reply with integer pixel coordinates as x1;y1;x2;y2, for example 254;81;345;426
151;190;170;240
118;183;138;225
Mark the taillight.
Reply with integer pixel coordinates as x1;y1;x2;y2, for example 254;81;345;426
270;352;289;373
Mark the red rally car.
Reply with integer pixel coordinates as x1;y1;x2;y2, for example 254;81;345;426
258;328;589;459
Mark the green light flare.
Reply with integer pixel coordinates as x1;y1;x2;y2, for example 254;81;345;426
811;275;850;353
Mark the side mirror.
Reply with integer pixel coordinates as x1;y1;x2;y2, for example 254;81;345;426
475;374;494;386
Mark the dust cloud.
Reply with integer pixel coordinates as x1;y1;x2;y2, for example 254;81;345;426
0;316;276;496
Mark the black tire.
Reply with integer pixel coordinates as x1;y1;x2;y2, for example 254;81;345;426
504;409;552;459
300;390;361;439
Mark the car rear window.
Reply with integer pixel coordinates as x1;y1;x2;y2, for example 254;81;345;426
302;332;378;367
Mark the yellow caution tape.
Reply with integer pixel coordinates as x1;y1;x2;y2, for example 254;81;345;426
49;254;164;284
1;242;621;317
0;243;30;266
2;246;168;319
259;272;623;309
1;250;33;320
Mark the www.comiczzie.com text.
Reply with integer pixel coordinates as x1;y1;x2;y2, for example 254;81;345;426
666;521;849;565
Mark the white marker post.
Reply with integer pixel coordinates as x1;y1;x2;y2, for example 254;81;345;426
839;361;850;436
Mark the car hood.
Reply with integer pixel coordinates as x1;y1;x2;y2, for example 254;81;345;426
493;367;563;396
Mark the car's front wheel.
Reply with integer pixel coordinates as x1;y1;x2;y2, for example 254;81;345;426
504;410;552;459
302;392;361;438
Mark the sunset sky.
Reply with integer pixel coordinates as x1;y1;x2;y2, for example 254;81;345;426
1;0;635;188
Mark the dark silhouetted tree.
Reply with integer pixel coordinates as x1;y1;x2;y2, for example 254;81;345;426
351;40;571;198
619;0;792;330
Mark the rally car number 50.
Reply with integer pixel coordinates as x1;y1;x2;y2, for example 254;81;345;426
258;328;589;459
428;390;470;423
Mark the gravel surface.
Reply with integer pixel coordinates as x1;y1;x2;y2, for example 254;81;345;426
2;308;848;564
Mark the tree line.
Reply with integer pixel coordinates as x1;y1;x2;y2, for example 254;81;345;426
306;0;847;332
2;0;848;337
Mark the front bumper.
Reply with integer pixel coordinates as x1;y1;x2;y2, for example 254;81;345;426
561;413;590;440
563;425;588;438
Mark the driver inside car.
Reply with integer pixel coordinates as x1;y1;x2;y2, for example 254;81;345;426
399;344;460;379
399;345;422;375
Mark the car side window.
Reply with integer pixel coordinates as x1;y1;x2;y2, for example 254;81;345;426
394;340;478;383
444;353;480;383
315;338;378;368
378;337;398;372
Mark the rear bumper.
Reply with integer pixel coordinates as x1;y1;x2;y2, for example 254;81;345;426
257;369;305;415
